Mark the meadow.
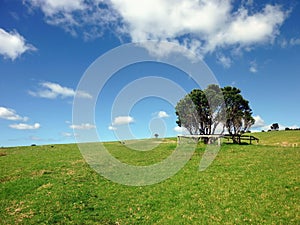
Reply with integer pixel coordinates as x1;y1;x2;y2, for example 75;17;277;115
0;131;299;224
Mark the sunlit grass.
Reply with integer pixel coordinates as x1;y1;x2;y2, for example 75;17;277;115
0;132;299;224
253;130;300;146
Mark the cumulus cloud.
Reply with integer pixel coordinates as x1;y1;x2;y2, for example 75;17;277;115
24;1;289;58
27;0;86;16
111;1;288;57
252;115;265;128
62;132;78;137
112;116;134;126
249;61;258;73
111;0;231;41
290;38;300;46
217;53;232;68
279;37;300;48
174;126;189;134
29;81;92;99
29;135;41;141
138;40;200;61
9;123;40;130
157;111;170;118
0;107;28;121
213;5;286;47
25;0;119;39
108;125;117;131
0;28;36;60
70;123;95;130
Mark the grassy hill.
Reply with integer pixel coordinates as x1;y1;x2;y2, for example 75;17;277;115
253;130;300;147
0;131;299;224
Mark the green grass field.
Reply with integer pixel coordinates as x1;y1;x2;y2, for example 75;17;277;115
1;131;299;224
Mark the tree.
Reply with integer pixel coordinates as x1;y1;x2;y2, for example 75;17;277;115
222;86;255;143
204;84;226;134
175;85;225;141
271;123;279;131
154;133;159;138
175;93;200;135
175;85;255;144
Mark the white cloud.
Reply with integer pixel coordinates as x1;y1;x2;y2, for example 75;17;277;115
213;5;286;47
217;53;232;68
27;0;86;16
0;28;36;60
111;0;231;41
29;135;41;141
25;1;288;59
157;111;170;118
108;125;117;131
111;1;287;56
62;132;78;137
0;107;28;121
290;38;300;46
138;40;201;61
29;81;92;99
279;37;300;48
243;0;254;7
249;61;258;73
252;115;265;128
112;116;134;126
70;123;95;130
25;0;119;39
76;90;93;99
279;38;288;48
9;123;40;130
174;126;189;134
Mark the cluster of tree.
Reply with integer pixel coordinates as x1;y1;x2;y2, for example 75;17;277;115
261;123;279;132
175;85;255;143
262;124;300;132
285;127;300;131
270;123;279;131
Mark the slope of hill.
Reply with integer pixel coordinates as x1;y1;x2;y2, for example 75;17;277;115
0;132;299;224
252;130;300;147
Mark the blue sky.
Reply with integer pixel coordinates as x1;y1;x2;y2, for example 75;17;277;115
0;0;299;147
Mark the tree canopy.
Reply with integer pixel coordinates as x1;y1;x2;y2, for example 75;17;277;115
271;123;279;131
175;85;255;143
222;86;255;141
175;84;225;136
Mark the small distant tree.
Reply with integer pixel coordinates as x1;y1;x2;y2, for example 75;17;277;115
154;133;159;138
271;123;279;131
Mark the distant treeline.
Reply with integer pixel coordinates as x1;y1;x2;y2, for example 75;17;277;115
261;127;300;132
285;127;300;131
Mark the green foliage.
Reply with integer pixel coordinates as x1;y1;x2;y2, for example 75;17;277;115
0;133;299;224
222;86;255;139
175;85;254;142
175;84;225;135
271;123;279;131
175;90;200;134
